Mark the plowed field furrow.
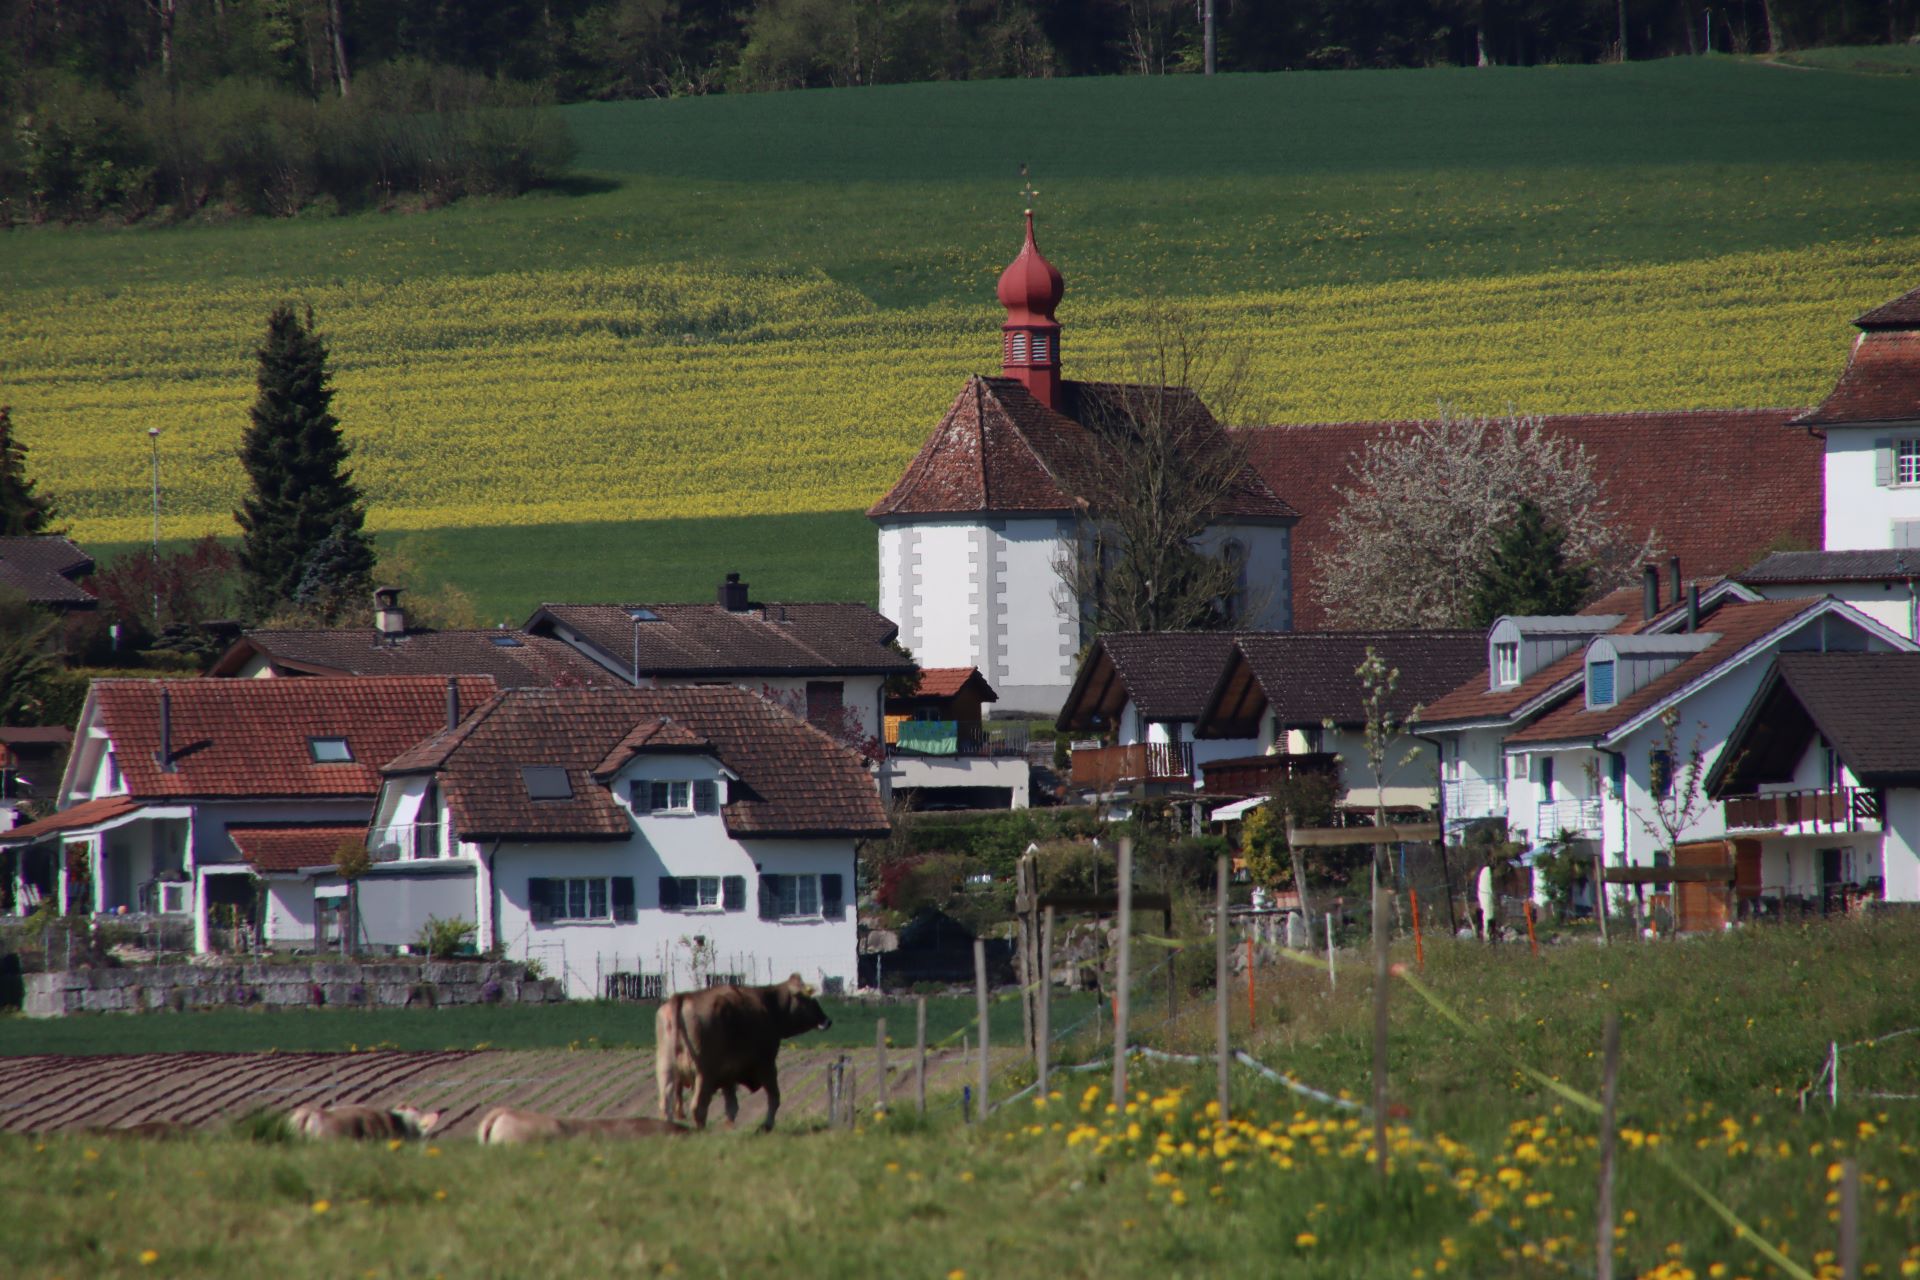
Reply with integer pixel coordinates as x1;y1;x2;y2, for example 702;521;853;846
8;1055;193;1132
140;1053;307;1129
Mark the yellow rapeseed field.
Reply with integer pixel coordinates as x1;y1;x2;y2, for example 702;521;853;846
5;237;1915;543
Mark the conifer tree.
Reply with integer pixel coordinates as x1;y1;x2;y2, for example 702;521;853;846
1468;497;1593;626
235;305;375;621
0;406;59;536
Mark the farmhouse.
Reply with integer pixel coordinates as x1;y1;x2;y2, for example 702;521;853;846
883;666;1032;810
0;676;498;953
368;685;884;999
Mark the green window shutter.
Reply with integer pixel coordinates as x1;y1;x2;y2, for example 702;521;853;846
759;874;781;920
722;876;746;911
821;874;845;920
658;876;680;911
612;877;636;922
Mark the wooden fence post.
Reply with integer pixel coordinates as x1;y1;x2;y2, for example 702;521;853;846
1113;836;1133;1109
1246;935;1255;1032
1215;854;1231;1125
974;937;990;1119
1037;905;1053;1098
1371;880;1389;1180
1596;1013;1621;1280
1410;886;1424;969
1017;854;1034;1057
826;1057;842;1131
875;1016;888;1113
1525;899;1540;956
1839;1157;1860;1280
1594;851;1610;945
915;997;927;1115
1326;913;1337;991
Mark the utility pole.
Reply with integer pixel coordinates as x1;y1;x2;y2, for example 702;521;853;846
1203;0;1216;75
148;426;162;628
1617;0;1628;60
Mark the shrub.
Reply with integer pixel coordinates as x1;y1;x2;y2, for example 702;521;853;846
415;915;477;959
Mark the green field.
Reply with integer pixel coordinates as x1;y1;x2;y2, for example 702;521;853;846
7;56;1920;616
4;920;1917;1278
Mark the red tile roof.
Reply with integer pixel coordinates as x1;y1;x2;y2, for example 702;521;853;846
1855;284;1920;331
912;667;997;700
1238;410;1818;631
0;536;95;608
90;677;499;800
1793;331;1920;429
208;628;615;687
527;602;913;679
229;824;364;873
1504;598;1818;747
386;686;887;842
870;375;1296;523
0;794;140;845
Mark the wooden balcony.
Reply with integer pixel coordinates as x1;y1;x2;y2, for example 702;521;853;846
1199;752;1340;797
1071;742;1194;790
1723;787;1882;833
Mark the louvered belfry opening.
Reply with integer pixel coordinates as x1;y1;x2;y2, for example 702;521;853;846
996;209;1064;409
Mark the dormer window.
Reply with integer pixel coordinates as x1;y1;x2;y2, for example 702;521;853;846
1494;643;1520;686
633;780;720;815
1587;660;1616;708
309;737;353;764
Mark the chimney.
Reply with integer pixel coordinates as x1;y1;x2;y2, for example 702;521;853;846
1687;584;1701;633
445;677;460;733
1642;564;1660;621
155;687;177;773
719;573;750;613
373;586;406;638
1668;557;1682;607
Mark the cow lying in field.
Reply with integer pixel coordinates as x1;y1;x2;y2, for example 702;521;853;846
656;973;832;1132
287;1103;441;1141
475;1107;689;1144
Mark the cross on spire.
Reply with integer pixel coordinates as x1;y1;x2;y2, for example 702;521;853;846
1019;163;1039;214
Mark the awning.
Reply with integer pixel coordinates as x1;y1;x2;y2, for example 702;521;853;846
229;824;364;874
1209;796;1266;823
0;795;142;845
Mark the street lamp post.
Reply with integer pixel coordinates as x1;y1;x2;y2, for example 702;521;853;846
148;427;162;629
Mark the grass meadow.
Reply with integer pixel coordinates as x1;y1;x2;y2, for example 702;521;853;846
7;56;1920;614
3;919;1916;1278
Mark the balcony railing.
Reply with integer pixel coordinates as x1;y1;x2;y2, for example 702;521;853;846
1441;777;1508;821
887;720;1030;758
1723;788;1882;834
1071;742;1194;790
1200;752;1340;797
372;822;444;862
1536;796;1605;838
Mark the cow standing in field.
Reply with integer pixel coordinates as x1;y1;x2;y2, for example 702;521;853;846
287;1103;441;1141
656;974;832;1132
476;1107;689;1144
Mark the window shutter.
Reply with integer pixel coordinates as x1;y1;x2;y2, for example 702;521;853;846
694;780;719;815
527;877;551;924
821;873;844;920
1875;439;1895;486
1896;519;1920;550
723;875;746;911
612;877;637;922
658;876;680;911
759;874;780;920
629;780;648;809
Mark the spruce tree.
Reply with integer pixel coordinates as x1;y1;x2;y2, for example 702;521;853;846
0;406;59;536
235;305;375;620
1469;497;1594;626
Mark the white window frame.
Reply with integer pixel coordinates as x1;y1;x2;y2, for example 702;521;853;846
1898;439;1920;487
1493;642;1521;687
553;876;612;922
647;780;692;814
669;876;722;911
770;873;822;920
309;736;354;764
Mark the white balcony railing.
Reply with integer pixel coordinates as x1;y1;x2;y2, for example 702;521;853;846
372;822;444;862
1536;796;1605;838
1441;778;1508;823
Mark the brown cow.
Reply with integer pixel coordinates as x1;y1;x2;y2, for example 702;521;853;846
476;1106;690;1145
655;974;831;1131
287;1103;441;1141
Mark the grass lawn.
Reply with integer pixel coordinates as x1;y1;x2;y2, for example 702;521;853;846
0;992;1093;1056
3;919;1918;1278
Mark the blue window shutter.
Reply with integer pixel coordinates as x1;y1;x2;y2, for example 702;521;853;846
1589;661;1615;707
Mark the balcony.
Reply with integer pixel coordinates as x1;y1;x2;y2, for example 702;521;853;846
1071;742;1194;790
372;822;444;862
1536;796;1604;838
1441;777;1508;822
887;719;1030;759
1723;787;1881;834
1200;752;1341;797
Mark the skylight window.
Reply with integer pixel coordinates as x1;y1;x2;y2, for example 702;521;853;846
628;608;661;622
489;634;524;647
309;737;354;764
522;766;573;799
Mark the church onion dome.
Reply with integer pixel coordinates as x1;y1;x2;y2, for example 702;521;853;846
996;212;1064;325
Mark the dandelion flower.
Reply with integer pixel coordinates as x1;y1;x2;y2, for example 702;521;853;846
312;1200;332;1215
139;1251;159;1266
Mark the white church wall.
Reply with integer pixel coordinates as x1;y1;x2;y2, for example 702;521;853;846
1825;428;1920;551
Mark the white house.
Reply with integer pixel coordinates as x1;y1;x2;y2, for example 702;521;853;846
1054;632;1251;796
0;676;498;954
1711;651;1920;907
869;215;1297;715
525;574;914;747
369;685;885;1000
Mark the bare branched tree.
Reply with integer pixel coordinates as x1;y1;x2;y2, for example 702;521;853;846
1317;408;1657;629
1053;308;1267;638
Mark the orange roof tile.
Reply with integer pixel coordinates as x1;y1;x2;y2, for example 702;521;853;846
0;794;140;844
229;824;364;873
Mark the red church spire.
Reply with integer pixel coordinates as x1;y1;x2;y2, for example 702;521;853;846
997;198;1064;410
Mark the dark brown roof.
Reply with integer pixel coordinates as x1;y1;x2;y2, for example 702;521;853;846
1855;284;1920;331
1740;549;1920;584
1199;631;1485;738
0;795;140;845
0;726;72;747
207;628;616;687
0;536;95;608
1057;632;1243;732
385;686;887;842
870;375;1296;524
90;677;499;800
1239;410;1818;631
229;824;363;874
1505;598;1820;747
1793;332;1920;429
1718;652;1920;790
527;602;913;679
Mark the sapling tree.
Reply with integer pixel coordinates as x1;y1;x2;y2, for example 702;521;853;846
1631;709;1712;861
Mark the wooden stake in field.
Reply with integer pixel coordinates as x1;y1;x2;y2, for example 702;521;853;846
1596;1013;1622;1280
875;1017;888;1112
1326;914;1337;991
1525;899;1540;956
1371;879;1389;1181
1246;935;1255;1032
1017;853;1034;1057
1410;886;1424;969
974;937;990;1120
1839;1157;1860;1280
1215;854;1231;1125
915;997;928;1115
1113;835;1133;1109
1037;906;1054;1098
1594;850;1611;945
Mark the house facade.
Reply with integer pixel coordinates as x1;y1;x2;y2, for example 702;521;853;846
883;667;1031;810
1801;286;1920;553
1055;632;1253;795
369;685;885;999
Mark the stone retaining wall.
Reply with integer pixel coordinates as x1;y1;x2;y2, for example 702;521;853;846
22;961;561;1018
